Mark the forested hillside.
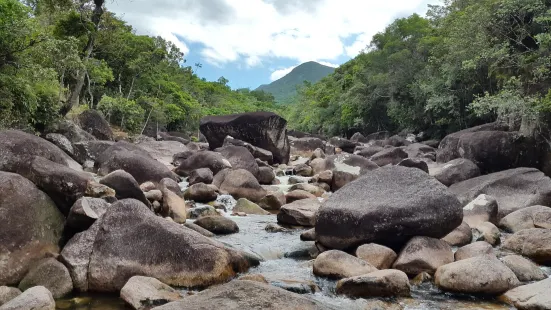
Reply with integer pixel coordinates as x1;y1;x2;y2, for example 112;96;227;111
0;0;277;134
256;61;335;103
283;0;551;138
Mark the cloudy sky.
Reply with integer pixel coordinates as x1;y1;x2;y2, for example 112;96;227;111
107;0;441;89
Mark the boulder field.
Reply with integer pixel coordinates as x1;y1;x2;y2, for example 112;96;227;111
1;116;551;309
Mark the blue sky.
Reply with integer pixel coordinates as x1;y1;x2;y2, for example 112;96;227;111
107;0;441;90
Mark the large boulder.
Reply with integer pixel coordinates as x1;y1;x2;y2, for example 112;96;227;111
18;258;73;298
233;198;270;215
392;237;454;276
500;278;551;310
44;133;74;157
48;120;96;144
100;170;149;206
335;270;411;298
151;280;330;310
175;151;231;176
328;137;357;153
223;136;273;164
462;194;499;227
120;276;182;310
66;197;110;233
184;183;217;203
215;145;259;177
97;141;176;184
0;286;55;310
188;168;214;185
194;216;239;235
435;255;520;295
437;128;538;174
290;137;326;157
401;143;436;160
62;199;256;292
213;169;266;202
370;147;408;167
313;250;378;279
430;158;481;186
200;112;290;164
77;110;114;140
501;228;551;265
73;140;114;164
500;255;548;282
355;146;384;158
316;166;463;249
0;172;64;286
449;168;551;220
277;199;320;227
455;241;495;261
499;205;551;233
0;130;82;174
137;140;190;168
350;132;368;143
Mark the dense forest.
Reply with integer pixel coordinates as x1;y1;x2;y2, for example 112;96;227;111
283;0;551;138
0;0;277;134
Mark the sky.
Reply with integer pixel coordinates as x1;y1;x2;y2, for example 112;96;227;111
107;0;442;89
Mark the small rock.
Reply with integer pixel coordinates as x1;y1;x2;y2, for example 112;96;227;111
313;250;378;279
500;255;547;282
264;223;289;233
392;237;453;276
455;241;495;261
258;191;286;211
120;276;182;310
269;278;319;294
336;270;411;298
66;197;110;233
300;229;316;241
295;163;313;177
257;167;276;185
435;255;520;295
285;190;316;203
398;158;429;173
463;194;499;227
18;258;73;298
187;205;219;219
188;168;214;185
100;170;150;207
313;170;333;184
288;176;307;184
474;222;501;246
139;182;156;192
232;212;247;217
161;186;188;223
144;190;163;202
184;183;218;203
441;222;472;247
194;216;239;235
410;272;433;286
289;183;324;197
0;286;55;310
356;244;397;270
0;287;21;306
277;199;320;227
234;198;270;215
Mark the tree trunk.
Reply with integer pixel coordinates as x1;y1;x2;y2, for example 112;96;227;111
61;0;105;116
127;76;135;100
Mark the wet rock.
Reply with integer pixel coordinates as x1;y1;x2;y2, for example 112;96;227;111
370;147;408;166
258;191;286;211
0;172;64;286
316;166;462;250
441;221;472;247
269;278;319;294
184;183;218;203
68;199;255;292
18;258;73;298
474;222;501;246
285;190;316;203
435;255;520;295
264;223;289;233
0;130;82;174
215;145;259;177
294;164;313;177
410;272;433;286
0;287;20;307
213;169;267;202
238;274;268;283
152;280;330;310
500;278;551;310
66;198;110;233
72;140;115;164
97;141;176;184
455;241;495;261
77;110;113;140
200;112;290;164
0;286;55;310
287;176;307;184
328;137;357;153
500;255;547;282
194;216;239;235
187;205;218;219
336;270;411;298
499;205;551;233
289;183;324;197
463;194;499;227
45;133;74;156
355;244;397;270
313;250;378;279
363;300;404;310
234;198;270;215
161;186;187;223
120;276;182;310
183;222;215;237
431;158;481;186
188;168;213;185
277;198;320;227
257;166;275;184
100;170;150;207
449;168;551;221
392;237;453;276
283;242;319;259
502;228;551;265
300;229;316;241
397;158;429;173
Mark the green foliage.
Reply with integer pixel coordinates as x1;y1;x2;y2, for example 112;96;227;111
97;95;144;133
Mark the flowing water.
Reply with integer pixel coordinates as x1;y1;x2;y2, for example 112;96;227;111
56;176;547;309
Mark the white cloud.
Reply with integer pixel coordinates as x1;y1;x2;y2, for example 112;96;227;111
107;0;441;67
270;65;296;81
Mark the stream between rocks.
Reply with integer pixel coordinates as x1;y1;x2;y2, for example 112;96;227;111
56;176;548;310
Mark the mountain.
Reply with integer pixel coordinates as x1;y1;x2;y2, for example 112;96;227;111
256;61;335;103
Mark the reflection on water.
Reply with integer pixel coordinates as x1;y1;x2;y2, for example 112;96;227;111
56;210;524;310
